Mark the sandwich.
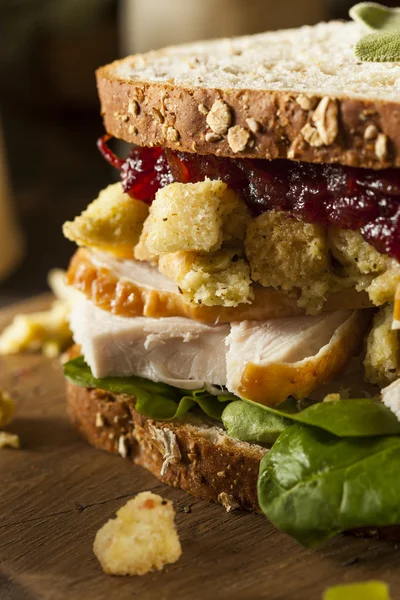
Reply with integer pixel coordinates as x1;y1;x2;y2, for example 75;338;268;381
62;7;400;547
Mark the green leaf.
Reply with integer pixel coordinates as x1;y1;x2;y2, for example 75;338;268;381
349;3;400;61
222;401;292;444
247;397;400;438
350;3;400;32
258;424;400;547
324;580;391;600
354;31;400;61
64;356;231;421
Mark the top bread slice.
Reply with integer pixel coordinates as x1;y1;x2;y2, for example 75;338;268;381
96;21;400;169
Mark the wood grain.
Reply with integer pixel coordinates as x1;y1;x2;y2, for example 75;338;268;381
1;297;400;600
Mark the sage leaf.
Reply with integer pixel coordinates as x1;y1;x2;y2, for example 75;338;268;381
355;31;400;61
350;3;400;32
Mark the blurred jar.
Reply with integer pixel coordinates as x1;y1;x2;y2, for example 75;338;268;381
121;0;327;54
0;124;25;283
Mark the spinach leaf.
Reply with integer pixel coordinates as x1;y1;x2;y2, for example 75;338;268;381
222;401;292;444
64;356;230;421
249;397;400;438
258;424;400;547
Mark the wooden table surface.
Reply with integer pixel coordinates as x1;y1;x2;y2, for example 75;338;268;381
1;297;400;600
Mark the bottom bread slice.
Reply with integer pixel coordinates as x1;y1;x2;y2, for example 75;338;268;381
66;381;266;513
66;381;400;541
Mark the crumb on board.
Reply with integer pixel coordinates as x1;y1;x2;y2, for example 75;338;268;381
0;388;16;428
93;491;182;576
0;269;79;357
0;431;20;449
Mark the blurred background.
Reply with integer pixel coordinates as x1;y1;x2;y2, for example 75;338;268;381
0;0;397;306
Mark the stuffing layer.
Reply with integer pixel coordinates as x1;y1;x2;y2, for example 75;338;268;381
63;180;400;313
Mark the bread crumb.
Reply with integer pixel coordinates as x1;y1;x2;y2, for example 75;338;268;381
0;267;80;357
0;389;15;428
0;301;72;357
218;492;240;513
0;432;20;449
93;492;182;576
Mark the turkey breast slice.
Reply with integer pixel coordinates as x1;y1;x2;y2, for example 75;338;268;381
70;297;229;390
70;296;371;405
226;310;371;405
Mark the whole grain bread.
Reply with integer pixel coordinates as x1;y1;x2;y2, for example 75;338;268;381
96;21;400;169
67;379;400;541
67;380;265;513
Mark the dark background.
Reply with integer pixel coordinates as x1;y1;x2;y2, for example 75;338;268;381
0;0;397;306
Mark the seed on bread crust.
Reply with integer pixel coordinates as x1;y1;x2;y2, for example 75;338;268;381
206;99;232;135
245;118;260;133
118;435;129;458
151;108;164;124
364;124;378;140
301;122;324;147
301;97;338;147
296;94;318;111
95;412;105;428
205;132;222;142
227;125;250;152
165;126;179;142
128;100;140;116
312;97;339;145
375;133;389;160
150;425;181;476
198;103;209;115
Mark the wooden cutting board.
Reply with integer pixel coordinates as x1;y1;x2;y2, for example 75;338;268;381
1;296;400;600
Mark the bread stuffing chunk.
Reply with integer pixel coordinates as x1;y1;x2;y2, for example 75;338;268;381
245;211;330;312
0;389;15;428
159;248;253;307
142;179;248;254
63;183;149;259
329;228;387;276
0;301;72;357
365;304;399;387
93;491;182;576
0;432;20;449
367;262;400;307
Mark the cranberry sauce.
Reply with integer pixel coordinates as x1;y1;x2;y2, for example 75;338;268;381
97;135;400;261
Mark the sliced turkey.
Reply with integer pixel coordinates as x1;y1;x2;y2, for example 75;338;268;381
226;310;371;405
382;378;400;420
67;248;371;324
70;296;371;405
70;297;228;389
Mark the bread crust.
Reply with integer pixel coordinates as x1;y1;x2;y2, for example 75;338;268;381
66;379;400;541
66;380;265;513
67;248;372;323
96;63;400;169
